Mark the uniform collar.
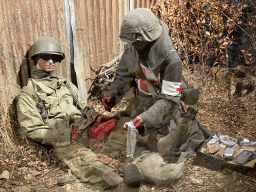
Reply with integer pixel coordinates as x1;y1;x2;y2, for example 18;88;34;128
31;68;58;89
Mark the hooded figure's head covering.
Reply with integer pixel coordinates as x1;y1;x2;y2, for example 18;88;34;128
119;8;163;43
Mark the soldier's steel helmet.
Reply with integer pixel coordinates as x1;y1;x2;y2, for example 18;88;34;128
120;8;162;43
29;36;65;62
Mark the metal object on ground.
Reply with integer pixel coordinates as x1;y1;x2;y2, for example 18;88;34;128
234;150;254;165
224;147;235;159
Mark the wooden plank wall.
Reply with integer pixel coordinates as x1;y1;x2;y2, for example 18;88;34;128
133;0;159;8
73;0;129;90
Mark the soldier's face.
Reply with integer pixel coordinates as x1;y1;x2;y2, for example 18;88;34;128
36;54;57;72
132;41;148;50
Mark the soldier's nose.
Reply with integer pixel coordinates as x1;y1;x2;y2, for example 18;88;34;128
49;59;54;64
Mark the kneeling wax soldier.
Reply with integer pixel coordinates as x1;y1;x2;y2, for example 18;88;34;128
101;8;211;187
102;8;183;139
16;36;123;187
101;8;184;187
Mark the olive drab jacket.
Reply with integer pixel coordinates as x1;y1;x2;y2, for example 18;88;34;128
105;21;182;130
16;68;98;145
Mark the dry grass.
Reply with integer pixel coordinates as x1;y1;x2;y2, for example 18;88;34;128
0;112;16;154
183;65;256;138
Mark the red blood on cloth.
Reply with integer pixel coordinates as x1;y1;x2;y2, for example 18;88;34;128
88;116;119;140
71;128;82;142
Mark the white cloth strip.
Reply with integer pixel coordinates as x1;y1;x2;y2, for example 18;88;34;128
161;80;182;96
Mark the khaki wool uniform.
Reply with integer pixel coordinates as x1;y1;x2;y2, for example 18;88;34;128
16;68;120;185
17;69;98;144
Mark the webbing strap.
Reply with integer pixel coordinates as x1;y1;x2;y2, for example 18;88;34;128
145;79;157;97
182;76;191;89
65;83;83;111
177;152;189;163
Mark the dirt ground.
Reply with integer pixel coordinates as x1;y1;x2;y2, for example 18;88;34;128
0;65;256;192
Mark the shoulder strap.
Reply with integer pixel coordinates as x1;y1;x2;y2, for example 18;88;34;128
65;82;83;111
182;76;191;89
145;79;157;97
136;70;158;98
177;152;189;163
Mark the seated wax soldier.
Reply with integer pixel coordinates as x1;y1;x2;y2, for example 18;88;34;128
16;36;123;187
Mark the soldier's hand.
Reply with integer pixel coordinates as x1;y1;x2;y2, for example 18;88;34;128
102;97;112;112
95;115;108;123
123;116;143;130
132;116;143;129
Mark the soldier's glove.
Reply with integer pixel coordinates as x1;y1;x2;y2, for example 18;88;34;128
123;116;143;130
102;97;112;112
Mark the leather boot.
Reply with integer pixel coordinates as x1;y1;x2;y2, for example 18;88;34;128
157;107;198;158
